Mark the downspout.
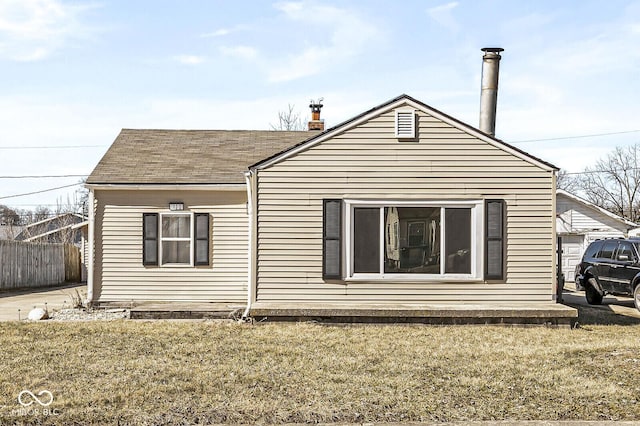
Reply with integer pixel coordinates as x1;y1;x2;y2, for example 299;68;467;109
242;170;255;319
86;189;95;305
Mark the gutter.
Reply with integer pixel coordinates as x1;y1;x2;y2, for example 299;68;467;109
242;170;255;320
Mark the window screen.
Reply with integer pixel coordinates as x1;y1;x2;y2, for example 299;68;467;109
444;208;471;274
353;207;380;273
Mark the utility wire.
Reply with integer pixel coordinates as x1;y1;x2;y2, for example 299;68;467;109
0;174;88;179
0;145;106;150
511;129;640;144
0;183;81;200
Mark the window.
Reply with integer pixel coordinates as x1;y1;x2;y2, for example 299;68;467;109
161;213;192;265
616;241;636;262
141;212;210;267
344;201;487;280
584;241;602;259
598;241;617;260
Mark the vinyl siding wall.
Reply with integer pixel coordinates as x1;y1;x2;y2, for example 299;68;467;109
556;194;629;235
255;106;556;304
92;189;248;302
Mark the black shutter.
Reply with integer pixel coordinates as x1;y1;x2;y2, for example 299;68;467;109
143;213;158;266
194;213;210;266
485;199;505;280
323;199;342;280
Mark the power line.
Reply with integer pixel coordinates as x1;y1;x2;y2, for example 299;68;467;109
511;129;640;144
0;145;106;150
0;183;82;200
0;174;88;179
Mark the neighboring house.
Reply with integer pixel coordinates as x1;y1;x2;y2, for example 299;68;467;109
0;224;24;240
86;94;563;317
556;189;637;282
16;213;86;245
16;213;90;282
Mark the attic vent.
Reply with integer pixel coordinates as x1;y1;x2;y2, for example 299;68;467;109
395;110;415;138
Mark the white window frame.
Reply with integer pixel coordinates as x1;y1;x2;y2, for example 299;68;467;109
344;199;484;281
159;212;194;267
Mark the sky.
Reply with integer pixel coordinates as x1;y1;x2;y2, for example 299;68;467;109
1;0;639;213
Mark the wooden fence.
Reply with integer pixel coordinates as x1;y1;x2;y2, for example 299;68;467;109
0;241;82;290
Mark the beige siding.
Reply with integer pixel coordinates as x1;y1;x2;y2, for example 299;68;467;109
255;106;555;304
93;189;248;302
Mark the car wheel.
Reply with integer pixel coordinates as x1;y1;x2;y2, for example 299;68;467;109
585;278;603;305
634;285;640;313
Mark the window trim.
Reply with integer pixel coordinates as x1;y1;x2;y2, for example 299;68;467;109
344;199;484;281
159;211;194;267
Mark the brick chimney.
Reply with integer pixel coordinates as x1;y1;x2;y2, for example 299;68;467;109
308;98;324;131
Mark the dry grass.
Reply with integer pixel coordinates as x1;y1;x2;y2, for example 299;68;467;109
1;319;640;425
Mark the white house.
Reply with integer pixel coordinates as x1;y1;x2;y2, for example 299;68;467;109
556;189;637;283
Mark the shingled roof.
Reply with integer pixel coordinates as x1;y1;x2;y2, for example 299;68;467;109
87;129;311;185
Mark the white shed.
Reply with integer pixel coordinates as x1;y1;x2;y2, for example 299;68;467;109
556;189;637;282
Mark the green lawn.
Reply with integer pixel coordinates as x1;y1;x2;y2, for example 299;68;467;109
1;310;639;425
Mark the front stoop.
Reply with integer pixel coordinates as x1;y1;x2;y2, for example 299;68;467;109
129;303;244;320
249;303;578;328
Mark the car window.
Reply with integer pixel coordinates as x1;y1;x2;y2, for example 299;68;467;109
584;241;602;259
616;241;637;261
598;241;618;260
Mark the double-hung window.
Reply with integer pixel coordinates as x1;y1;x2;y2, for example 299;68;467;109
161;213;192;265
142;212;210;267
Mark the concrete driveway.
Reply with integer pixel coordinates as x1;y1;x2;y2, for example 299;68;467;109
0;284;86;321
561;281;640;325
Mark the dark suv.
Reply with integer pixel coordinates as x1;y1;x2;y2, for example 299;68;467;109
575;238;640;312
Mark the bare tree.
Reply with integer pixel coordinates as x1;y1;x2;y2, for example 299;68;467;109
33;206;51;222
270;104;305;131
575;144;640;222
557;170;579;193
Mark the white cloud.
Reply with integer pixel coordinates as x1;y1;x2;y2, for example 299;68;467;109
426;2;459;32
201;25;249;38
219;45;258;60
173;55;206;65
0;0;96;61
202;28;230;37
267;2;380;82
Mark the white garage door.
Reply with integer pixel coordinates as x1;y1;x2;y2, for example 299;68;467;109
560;235;585;282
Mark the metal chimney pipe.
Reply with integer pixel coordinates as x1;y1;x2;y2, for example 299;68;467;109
479;47;504;137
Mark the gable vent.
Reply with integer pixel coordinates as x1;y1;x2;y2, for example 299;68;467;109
395;110;415;138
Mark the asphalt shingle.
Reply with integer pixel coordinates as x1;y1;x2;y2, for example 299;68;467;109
87;129;311;184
